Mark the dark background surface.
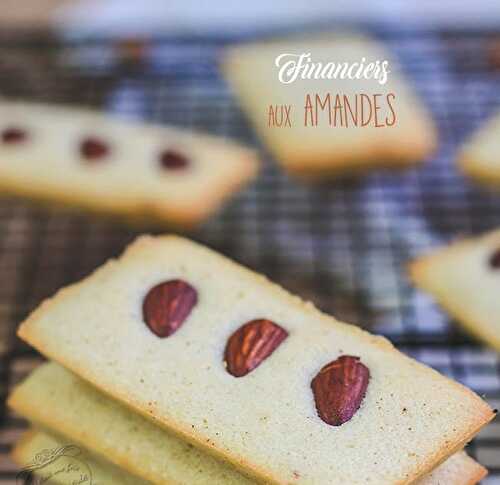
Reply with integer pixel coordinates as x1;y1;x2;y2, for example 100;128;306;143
0;31;498;482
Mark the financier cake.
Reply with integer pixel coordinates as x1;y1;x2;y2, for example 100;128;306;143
17;235;494;484
12;434;488;485
9;362;488;485
9;362;254;485
0;101;259;227
222;33;437;179
458;110;500;187
409;228;500;351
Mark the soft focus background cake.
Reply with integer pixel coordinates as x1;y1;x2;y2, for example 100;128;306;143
0;101;259;228
458;110;500;187
223;34;437;179
410;229;500;352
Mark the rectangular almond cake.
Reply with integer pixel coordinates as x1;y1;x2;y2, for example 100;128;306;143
0;101;259;227
9;362;488;485
17;235;495;484
12;431;487;485
222;34;436;178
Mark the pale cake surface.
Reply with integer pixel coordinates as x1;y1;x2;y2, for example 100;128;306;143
12;430;147;485
0;101;259;226
10;362;487;485
9;362;253;485
18;235;494;484
13;431;486;485
459;111;500;186
223;34;436;178
417;451;486;485
410;229;500;351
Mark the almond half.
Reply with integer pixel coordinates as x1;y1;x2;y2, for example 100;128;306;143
311;355;370;426
224;319;288;377
142;279;197;338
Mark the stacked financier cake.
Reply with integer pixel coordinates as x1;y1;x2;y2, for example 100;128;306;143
10;236;495;484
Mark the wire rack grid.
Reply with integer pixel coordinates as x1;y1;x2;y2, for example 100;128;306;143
0;30;498;483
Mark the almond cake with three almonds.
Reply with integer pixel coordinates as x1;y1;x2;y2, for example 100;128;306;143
17;235;495;485
0;101;259;227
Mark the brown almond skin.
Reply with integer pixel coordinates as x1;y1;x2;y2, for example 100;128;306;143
142;280;197;338
1;127;27;144
311;355;370;426
80;137;110;161
224;319;288;377
159;149;189;170
489;248;500;268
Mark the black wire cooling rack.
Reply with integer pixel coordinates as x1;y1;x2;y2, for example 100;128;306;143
0;30;498;483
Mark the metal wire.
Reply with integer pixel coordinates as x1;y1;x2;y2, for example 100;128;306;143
0;31;498;483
